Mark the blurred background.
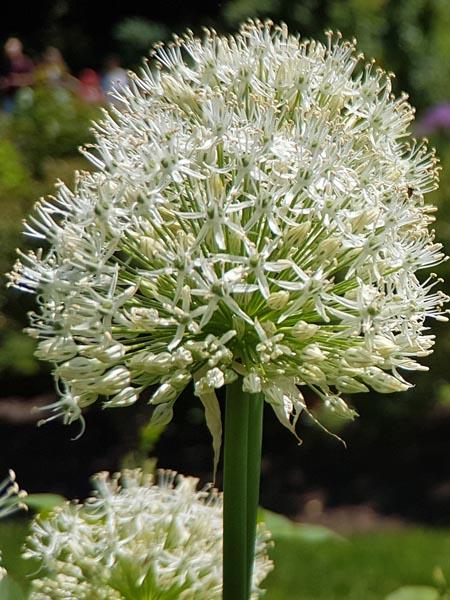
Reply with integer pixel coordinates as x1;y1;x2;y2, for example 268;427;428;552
1;1;450;598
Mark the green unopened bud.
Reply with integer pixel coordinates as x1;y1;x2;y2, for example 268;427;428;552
140;236;159;258
350;208;379;233
139;279;157;298
194;367;225;395
372;335;397;358
317;238;340;257
150;383;178;405
298;364;326;385
261;320;277;336
104;386;139;407
95;366;131;395
344;347;381;367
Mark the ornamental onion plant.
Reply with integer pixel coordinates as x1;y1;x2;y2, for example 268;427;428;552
9;20;448;599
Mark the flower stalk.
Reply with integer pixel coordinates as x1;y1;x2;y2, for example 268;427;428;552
223;377;264;600
246;390;264;597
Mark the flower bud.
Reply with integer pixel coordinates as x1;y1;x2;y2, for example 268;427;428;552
301;344;326;363
291;321;319;341
267;291;290;310
361;367;410;393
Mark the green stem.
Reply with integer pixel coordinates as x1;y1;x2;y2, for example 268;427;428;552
223;377;249;600
246;393;264;597
223;377;264;600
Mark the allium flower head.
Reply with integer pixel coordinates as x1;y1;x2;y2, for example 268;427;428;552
24;469;273;599
9;21;448;455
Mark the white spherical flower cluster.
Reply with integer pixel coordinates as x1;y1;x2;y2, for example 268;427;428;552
24;469;273;599
9;21;447;449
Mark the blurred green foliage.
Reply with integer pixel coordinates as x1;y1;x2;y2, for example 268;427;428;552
0;139;30;197
9;86;99;177
113;17;170;67
0;86;96;378
266;528;450;600
386;566;450;599
385;589;440;600
120;420;167;471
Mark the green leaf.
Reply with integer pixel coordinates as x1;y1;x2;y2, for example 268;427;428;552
385;586;440;600
23;493;66;514
0;575;28;600
260;509;344;543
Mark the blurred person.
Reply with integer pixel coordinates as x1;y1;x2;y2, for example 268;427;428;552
35;46;72;88
102;54;128;105
77;68;105;104
0;37;34;112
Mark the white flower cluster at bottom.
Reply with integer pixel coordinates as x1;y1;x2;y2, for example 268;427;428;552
24;469;273;599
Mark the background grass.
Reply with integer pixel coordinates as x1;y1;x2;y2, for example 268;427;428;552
266;528;450;599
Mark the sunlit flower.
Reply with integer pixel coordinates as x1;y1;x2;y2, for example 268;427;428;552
24;469;273;599
9;21;448;457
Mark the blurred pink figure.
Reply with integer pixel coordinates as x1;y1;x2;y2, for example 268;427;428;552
1;37;34;111
77;68;104;103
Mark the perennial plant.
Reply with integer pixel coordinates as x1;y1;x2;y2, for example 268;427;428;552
7;20;449;600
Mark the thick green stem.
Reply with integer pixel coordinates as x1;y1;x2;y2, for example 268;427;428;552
223;377;249;600
246;393;264;597
223;377;264;600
